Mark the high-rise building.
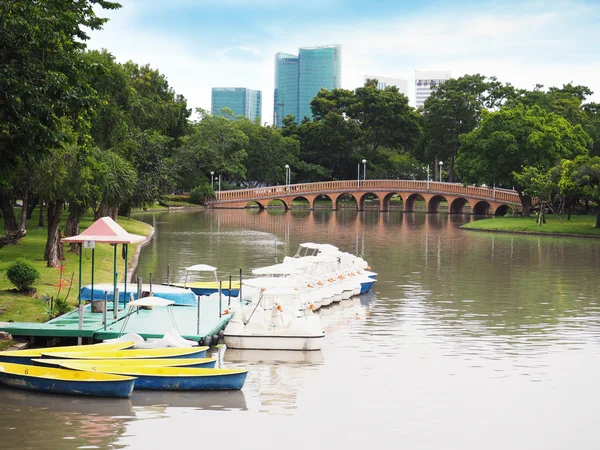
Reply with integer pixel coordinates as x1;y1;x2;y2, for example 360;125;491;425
363;75;409;97
274;45;341;127
414;71;451;108
211;87;262;121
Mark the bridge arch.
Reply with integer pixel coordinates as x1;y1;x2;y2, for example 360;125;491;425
404;193;425;212
291;196;311;209
427;195;449;213
314;194;333;209
359;192;382;211
494;204;510;217
450;197;470;214
246;200;265;209
473;201;491;215
335;193;358;210
266;199;289;210
382;193;404;211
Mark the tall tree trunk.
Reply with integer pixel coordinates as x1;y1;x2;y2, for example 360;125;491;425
110;207;118;221
518;192;532;217
66;203;84;254
19;192;28;235
38;201;44;227
44;200;64;267
0;191;18;233
95;202;111;220
27;196;38;219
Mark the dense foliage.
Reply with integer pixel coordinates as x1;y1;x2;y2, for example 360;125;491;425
6;258;40;292
2;0;600;271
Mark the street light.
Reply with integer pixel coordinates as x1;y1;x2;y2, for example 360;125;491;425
218;174;221;192
285;164;290;193
210;171;214;190
438;160;443;182
362;159;367;181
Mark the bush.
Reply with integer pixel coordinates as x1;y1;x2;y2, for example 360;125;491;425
165;195;192;204
6;258;40;291
189;184;215;205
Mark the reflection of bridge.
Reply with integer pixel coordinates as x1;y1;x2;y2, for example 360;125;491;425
210;180;521;215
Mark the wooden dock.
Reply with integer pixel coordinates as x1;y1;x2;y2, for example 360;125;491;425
0;302;230;343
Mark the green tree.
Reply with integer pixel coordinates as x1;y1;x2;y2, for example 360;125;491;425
0;0;120;235
421;74;515;181
456;105;591;214
559;155;600;227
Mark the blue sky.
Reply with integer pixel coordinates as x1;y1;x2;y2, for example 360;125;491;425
89;0;600;123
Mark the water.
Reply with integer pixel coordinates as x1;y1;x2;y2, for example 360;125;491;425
2;210;600;449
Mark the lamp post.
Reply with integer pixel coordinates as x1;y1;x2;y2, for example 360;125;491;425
210;171;214;190
218;174;221;192
362;159;367;181
438;160;443;182
285;164;290;193
357;163;361;188
426;165;430;189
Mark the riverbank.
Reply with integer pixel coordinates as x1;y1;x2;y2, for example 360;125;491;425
462;214;600;237
0;212;154;323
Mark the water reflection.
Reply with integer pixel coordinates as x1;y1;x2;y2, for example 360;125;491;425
4;210;599;449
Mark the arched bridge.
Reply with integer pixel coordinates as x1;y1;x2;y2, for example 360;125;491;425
209;180;522;215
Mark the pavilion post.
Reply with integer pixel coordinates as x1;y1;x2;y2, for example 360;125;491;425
124;244;128;306
113;243;118;313
78;243;83;345
91;248;95;302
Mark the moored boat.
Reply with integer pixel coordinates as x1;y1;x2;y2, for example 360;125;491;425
0;362;136;398
167;264;240;297
42;346;209;360
0;341;136;365
61;364;248;390
33;357;217;369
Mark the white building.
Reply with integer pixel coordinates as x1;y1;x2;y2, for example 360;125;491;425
415;70;451;108
363;75;409;98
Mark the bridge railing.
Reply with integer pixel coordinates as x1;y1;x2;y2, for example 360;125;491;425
215;180;521;204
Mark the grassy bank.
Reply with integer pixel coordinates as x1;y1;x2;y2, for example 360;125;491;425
0;211;153;323
462;214;600;237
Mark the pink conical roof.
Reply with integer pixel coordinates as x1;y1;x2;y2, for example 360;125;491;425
62;216;146;244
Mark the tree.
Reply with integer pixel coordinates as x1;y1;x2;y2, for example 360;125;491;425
421;75;515;181
559;156;600;227
0;0;120;237
456;105;591;214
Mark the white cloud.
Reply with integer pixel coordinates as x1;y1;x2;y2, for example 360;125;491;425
88;1;600;125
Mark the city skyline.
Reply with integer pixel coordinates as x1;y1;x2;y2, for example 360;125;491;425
212;87;262;121
274;45;341;127
88;0;600;124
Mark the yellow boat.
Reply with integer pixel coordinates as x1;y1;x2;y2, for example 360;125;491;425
0;341;136;364
43;346;209;360
0;362;136;398
61;363;248;390
33;357;217;369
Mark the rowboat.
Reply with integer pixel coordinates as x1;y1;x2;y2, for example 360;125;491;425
61;364;248;390
42;346;209;360
0;362;136;398
33;357;217;369
0;341;136;365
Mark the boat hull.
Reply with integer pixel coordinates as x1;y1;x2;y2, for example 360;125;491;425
42;346;209;360
360;280;376;294
0;363;135;398
33;358;217;369
61;365;248;391
0;342;135;365
224;333;325;351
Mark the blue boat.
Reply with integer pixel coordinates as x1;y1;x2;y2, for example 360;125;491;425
360;279;377;294
61;364;248;390
0;362;136;398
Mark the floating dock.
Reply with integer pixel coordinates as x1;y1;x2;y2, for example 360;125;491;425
0;301;230;343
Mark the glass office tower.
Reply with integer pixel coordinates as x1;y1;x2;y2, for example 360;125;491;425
211;87;262;121
273;45;341;127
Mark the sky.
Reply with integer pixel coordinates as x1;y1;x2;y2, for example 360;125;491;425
88;0;600;124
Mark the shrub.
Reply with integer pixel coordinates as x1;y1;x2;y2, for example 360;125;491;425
189;184;215;205
6;258;40;291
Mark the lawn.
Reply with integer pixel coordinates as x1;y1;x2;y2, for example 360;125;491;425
0;210;153;323
462;214;600;236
